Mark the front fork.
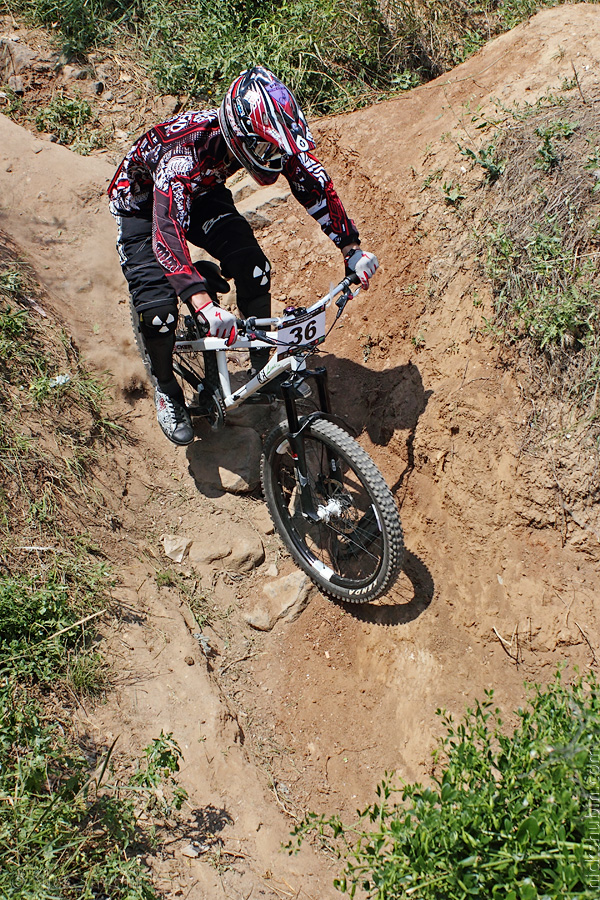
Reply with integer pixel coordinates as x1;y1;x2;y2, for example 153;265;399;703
281;367;343;522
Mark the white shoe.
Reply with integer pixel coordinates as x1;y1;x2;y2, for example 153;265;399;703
155;388;194;445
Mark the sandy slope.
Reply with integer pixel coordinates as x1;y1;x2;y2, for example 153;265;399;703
1;5;599;897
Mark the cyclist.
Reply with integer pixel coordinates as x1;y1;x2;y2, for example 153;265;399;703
108;65;378;446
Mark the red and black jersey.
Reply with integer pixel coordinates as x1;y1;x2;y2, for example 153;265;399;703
108;109;359;299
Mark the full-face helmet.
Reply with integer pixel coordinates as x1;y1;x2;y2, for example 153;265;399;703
219;66;315;185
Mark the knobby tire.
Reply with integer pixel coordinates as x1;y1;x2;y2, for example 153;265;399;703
261;418;404;602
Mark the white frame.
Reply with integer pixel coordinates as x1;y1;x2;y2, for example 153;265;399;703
173;277;361;411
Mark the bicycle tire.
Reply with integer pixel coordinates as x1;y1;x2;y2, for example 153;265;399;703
261;418;404;602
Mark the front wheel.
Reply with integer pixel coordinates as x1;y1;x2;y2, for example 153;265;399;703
261;419;404;602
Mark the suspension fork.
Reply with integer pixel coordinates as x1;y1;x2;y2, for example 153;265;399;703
281;367;343;522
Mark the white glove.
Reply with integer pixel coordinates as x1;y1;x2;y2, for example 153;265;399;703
195;300;237;345
344;248;379;290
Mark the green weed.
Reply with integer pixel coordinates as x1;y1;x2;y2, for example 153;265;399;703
0;304;28;358
534;120;578;172
34;93;106;153
461;144;506;182
0;269;23;295
289;668;599;899
129;731;189;816
442;180;465;207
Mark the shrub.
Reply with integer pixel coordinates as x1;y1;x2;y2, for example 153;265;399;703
0;681;186;899
5;1;591;115
289;669;599;899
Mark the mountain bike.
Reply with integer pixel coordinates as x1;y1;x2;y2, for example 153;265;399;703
130;272;404;602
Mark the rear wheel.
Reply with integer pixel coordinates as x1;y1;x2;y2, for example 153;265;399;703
261;418;404;602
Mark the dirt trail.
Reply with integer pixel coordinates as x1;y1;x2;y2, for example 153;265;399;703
2;5;600;898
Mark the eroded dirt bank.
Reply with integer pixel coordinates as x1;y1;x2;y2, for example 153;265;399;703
1;5;599;897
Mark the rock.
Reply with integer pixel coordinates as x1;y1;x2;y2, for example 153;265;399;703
60;64;87;81
228;531;265;573
184;655;195;666
153;94;180;118
0;38;37;80
188;538;229;565
251;503;275;536
244;608;273;631
7;74;23;95
241;210;272;229
188;425;262;494
189;524;264;574
245;572;311;630
161;534;192;563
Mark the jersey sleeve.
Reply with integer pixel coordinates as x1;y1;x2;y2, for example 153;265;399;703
283;152;360;249
152;158;208;301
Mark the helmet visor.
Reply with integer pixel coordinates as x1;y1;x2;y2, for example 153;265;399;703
247;139;284;171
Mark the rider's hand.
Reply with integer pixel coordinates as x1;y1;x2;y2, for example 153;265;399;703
194;297;237;345
343;247;379;290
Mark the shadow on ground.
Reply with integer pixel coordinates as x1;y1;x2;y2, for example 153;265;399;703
336;549;434;626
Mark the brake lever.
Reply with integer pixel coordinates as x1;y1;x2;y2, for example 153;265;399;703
334;285;356;322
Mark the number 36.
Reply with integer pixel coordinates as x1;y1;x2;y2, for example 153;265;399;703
289;319;318;344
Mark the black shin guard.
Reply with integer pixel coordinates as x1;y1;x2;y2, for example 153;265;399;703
144;333;176;385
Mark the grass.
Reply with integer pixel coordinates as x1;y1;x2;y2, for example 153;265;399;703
0;557;110;684
472;97;600;412
0;254;123;532
34;92;108;154
0;233;185;897
0;682;186;899
3;1;596;116
289;668;599;899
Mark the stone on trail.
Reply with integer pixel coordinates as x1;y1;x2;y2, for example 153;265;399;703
245;571;311;631
228;531;265;573
188;537;229;566
171;521;265;574
189;527;264;573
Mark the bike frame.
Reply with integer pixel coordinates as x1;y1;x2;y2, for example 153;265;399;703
174;274;361;521
174;274;360;410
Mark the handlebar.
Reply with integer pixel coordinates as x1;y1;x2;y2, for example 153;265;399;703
241;272;362;335
186;271;364;351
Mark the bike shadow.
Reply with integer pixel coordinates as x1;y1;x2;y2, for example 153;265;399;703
316;355;435;624
334;549;434;626
317;353;432;448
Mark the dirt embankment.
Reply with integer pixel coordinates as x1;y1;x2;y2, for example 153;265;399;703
1;5;599;898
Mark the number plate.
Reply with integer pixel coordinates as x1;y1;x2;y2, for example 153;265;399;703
276;308;326;358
